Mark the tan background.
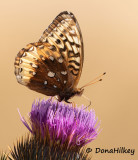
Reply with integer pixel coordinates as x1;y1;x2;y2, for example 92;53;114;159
0;0;138;159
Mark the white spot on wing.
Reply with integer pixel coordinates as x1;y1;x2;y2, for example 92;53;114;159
19;59;22;64
75;57;80;63
66;33;73;42
53;85;57;88
32;47;38;55
49;33;52;36
33;72;36;76
72;45;78;54
61;71;67;75
64;80;67;84
22;53;26;57
22;76;30;85
58;58;63;63
48;71;55;77
44;81;47;85
61;20;65;24
41;56;45;61
16;75;28;85
38;45;44;49
29;47;34;51
59;33;66;40
69;30;75;34
66;42;72;51
16;75;22;79
73;36;80;45
65;18;70;21
49;56;54;61
42;37;47;42
32;63;38;68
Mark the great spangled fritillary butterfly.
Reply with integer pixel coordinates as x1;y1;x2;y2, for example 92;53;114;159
14;11;84;102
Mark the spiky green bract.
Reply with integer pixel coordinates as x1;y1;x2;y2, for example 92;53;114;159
10;135;91;160
0;152;8;160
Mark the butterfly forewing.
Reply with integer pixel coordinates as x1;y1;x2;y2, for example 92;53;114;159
14;11;84;99
39;11;84;88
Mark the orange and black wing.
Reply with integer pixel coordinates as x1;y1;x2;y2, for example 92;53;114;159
39;11;84;89
14;42;69;96
14;11;84;96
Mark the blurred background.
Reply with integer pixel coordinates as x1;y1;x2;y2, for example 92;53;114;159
0;0;138;159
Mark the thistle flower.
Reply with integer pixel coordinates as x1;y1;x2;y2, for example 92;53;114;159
10;98;100;160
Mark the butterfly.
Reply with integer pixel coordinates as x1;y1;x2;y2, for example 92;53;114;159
14;11;98;103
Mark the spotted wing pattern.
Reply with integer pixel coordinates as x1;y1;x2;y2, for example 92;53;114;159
14;11;84;97
39;11;84;88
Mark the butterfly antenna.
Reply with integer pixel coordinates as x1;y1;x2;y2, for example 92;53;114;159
81;72;106;89
82;94;91;110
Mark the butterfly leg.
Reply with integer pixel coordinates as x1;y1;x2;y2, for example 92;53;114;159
53;101;59;118
83;100;91;110
65;100;76;109
54;96;58;101
49;96;53;102
71;102;79;135
71;101;76;109
65;100;71;103
69;101;78;127
82;94;92;110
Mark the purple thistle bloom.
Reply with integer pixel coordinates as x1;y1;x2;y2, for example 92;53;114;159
19;98;100;151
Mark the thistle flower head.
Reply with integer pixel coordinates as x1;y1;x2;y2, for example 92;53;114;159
20;98;100;151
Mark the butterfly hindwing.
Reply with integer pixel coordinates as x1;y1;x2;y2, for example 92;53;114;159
15;42;69;96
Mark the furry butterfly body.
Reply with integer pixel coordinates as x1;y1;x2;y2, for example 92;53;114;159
14;11;84;102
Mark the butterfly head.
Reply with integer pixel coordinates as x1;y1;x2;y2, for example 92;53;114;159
57;88;84;102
